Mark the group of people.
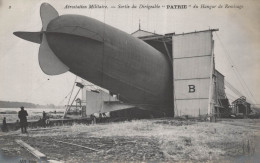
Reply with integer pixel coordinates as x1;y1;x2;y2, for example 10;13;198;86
39;111;50;127
1;106;51;133
1;106;28;133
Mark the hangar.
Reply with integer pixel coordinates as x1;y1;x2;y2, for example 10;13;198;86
131;28;230;118
65;28;231;119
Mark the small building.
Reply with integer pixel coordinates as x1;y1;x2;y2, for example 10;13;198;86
231;96;252;117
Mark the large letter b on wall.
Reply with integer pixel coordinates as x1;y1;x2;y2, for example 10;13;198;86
188;85;195;93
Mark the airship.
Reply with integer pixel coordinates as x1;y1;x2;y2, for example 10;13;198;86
14;3;174;116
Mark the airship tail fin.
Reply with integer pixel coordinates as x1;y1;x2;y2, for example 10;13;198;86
14;3;68;76
40;3;59;31
13;3;58;43
38;34;69;75
13;32;42;44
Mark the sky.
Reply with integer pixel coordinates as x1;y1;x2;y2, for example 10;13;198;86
0;0;259;106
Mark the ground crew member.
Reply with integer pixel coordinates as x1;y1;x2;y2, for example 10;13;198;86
42;111;47;127
90;114;96;124
18;106;28;133
1;117;8;132
43;111;47;120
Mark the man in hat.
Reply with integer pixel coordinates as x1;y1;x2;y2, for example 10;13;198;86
18;106;28;133
1;117;8;132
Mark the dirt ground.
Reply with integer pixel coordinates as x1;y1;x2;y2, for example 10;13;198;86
0;118;260;163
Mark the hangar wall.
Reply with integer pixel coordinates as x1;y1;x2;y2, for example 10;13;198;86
173;31;214;117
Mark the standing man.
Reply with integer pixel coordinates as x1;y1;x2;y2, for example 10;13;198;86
42;111;46;120
42;111;47;127
1;117;8;132
18;106;28;133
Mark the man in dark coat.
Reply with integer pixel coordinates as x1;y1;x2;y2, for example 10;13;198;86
18;106;28;133
42;111;47;127
1;117;8;132
42;111;47;120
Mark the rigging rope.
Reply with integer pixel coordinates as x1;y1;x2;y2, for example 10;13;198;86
63;76;78;117
66;76;78;107
57;87;74;106
226;93;238;101
225;80;243;97
215;33;257;104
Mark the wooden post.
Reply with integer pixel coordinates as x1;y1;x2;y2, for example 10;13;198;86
15;139;47;161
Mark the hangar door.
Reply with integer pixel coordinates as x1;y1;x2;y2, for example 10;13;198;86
173;30;215;117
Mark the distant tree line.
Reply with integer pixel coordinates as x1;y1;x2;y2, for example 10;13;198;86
0;101;63;108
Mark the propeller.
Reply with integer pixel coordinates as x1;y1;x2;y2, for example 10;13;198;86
13;3;69;75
